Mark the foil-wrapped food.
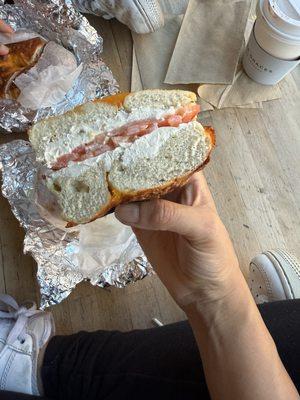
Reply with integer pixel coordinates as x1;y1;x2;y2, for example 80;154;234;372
0;0;152;308
0;139;152;308
0;0;118;132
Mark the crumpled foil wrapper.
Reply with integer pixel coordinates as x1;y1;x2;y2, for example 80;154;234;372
0;140;152;308
0;0;118;132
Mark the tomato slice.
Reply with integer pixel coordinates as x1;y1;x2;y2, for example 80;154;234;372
166;114;183;127
181;104;201;123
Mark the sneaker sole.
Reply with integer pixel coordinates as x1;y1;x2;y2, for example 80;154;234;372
263;250;300;300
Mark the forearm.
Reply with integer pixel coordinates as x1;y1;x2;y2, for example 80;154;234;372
186;272;299;400
116;173;299;398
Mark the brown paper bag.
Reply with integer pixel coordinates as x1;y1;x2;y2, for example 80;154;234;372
165;0;251;85
132;15;184;89
131;47;143;91
159;0;189;15
196;1;283;109
197;67;282;108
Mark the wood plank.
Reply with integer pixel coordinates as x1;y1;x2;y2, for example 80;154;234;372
86;16;131;91
236;106;300;258
0;186;39;303
110;19;133;90
0;17;299;335
208;108;287;268
259;96;300;209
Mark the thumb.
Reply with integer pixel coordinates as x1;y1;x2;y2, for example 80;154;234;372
115;199;202;238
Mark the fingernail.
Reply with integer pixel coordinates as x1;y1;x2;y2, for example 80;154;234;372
0;44;9;54
115;203;140;224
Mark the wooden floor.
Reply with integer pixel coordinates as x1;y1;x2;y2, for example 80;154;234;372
0;18;299;335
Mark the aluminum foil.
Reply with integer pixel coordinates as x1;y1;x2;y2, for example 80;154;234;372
0;0;152;307
0;140;152;308
0;0;118;132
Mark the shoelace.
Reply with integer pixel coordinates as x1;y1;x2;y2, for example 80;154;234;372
0;294;42;358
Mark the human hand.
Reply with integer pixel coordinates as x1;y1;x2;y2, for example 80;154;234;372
0;20;14;56
115;172;242;310
118;173;300;400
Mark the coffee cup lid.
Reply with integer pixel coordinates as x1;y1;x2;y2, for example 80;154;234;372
261;0;300;38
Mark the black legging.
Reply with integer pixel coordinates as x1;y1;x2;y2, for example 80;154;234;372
2;299;300;400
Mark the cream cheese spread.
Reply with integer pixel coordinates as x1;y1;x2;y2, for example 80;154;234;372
44;106;176;167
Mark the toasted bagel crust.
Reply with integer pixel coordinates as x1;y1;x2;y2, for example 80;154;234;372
0;37;47;100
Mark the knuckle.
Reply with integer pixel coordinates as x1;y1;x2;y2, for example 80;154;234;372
153;201;176;228
203;211;222;238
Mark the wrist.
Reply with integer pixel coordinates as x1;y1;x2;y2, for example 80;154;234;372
184;270;254;327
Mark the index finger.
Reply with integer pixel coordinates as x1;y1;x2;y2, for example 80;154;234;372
163;171;217;212
181;171;218;212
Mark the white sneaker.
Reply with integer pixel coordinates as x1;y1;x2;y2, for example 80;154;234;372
249;249;300;304
0;294;55;396
73;0;165;33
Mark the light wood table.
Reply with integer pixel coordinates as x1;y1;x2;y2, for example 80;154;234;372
0;18;299;335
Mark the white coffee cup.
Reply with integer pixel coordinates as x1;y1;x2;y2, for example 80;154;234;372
243;0;300;85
